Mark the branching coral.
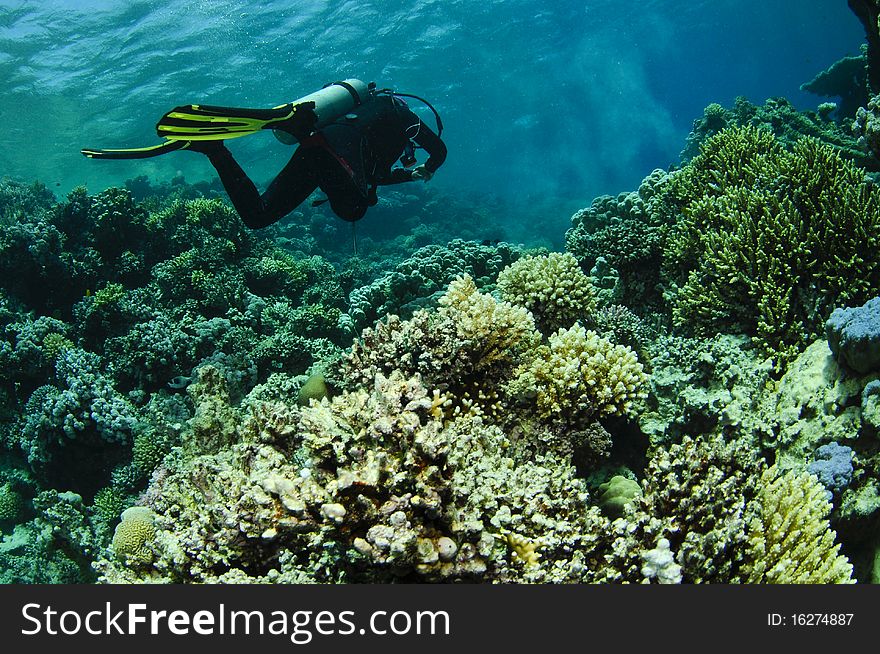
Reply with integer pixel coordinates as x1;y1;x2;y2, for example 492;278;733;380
496;252;596;335
665;125;880;365
743;466;854;583
345;275;539;418
510;324;647;430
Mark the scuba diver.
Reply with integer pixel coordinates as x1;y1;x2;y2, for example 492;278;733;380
189;88;446;228
82;79;447;229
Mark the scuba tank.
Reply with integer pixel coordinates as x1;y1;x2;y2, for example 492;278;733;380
273;78;374;144
272;81;444;151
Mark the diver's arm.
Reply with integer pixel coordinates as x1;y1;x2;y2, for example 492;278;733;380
376;120;447;186
411;120;447;173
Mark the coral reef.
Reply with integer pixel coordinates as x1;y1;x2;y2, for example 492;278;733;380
639;334;772;447
4;82;877;586
680;96;874;170
95;370;608;584
347;239;525;331
665;125;880;366
565;168;673;310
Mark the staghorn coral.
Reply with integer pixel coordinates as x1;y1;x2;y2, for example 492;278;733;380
496;252;596;335
743;466;854;583
665;125;880;366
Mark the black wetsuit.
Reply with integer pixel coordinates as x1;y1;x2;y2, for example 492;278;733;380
204;93;447;228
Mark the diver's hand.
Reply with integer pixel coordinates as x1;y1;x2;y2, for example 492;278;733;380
410;165;433;182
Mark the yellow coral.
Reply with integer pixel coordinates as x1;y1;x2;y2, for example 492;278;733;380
743;466;853;584
111;507;156;565
514;324;647;427
502;530;541;568
497;252;596;335
439;275;540;372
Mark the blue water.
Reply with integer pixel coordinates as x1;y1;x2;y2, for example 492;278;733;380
0;0;864;220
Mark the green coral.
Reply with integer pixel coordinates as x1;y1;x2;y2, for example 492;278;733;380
41;332;74;362
597;475;641;518
92;282;125;308
0;481;24;524
496;252;596;335
743;466;854;583
666;125;880;365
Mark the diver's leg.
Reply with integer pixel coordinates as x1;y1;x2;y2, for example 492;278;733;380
205;146;318;229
